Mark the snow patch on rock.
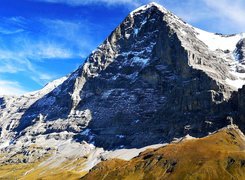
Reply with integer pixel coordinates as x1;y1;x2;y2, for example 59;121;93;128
195;28;245;52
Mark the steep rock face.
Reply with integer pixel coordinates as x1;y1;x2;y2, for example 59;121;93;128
0;3;245;151
235;39;245;73
238;86;245;128
71;3;242;148
236;38;245;63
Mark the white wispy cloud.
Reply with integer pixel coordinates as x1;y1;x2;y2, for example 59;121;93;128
0;55;57;87
35;45;73;59
0;15;63;94
0;17;85;61
34;0;141;7
0;42;74;60
0;27;24;35
32;0;245;33
0;40;73;86
0;80;27;95
39;18;97;57
203;0;245;31
0;17;26;35
0;16;99;94
148;0;245;33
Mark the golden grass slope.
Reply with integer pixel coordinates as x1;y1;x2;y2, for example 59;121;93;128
83;125;245;180
0;155;87;180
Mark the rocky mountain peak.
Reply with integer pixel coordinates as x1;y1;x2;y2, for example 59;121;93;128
130;2;169;15
0;2;245;156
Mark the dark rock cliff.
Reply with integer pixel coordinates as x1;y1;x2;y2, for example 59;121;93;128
1;3;245;150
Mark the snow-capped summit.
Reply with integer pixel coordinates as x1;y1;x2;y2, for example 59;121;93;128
130;2;169;15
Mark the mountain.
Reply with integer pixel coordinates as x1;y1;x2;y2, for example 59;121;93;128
83;125;245;179
0;2;245;178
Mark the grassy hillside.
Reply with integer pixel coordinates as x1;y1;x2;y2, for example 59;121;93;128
83;126;245;180
0;155;87;180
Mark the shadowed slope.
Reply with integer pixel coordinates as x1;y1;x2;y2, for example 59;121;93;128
83;125;245;180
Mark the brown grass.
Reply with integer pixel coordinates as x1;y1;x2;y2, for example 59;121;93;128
0;154;87;180
22;157;87;180
83;127;245;180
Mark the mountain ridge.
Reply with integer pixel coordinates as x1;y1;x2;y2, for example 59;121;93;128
0;2;245;173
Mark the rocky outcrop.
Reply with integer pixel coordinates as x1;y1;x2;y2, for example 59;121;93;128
236;38;245;63
235;38;245;73
238;86;245;127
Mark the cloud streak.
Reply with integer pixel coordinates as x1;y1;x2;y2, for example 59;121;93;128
0;17;84;94
32;0;245;33
203;0;245;31
0;15;103;94
34;0;141;7
39;18;98;57
0;80;27;95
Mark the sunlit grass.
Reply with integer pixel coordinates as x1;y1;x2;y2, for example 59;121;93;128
83;127;245;180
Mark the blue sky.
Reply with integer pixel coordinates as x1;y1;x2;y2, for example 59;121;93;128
1;0;245;95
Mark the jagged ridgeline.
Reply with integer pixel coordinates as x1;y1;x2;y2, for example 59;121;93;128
0;3;245;178
1;2;245;149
